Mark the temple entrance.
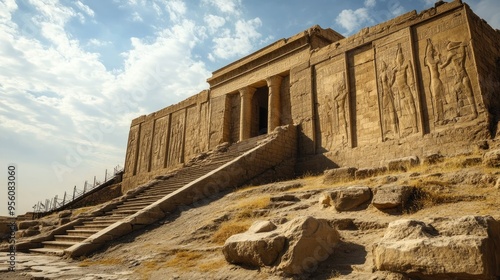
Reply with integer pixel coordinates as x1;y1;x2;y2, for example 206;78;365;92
252;87;269;137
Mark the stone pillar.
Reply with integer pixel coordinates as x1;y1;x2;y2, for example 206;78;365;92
266;75;283;132
239;86;256;141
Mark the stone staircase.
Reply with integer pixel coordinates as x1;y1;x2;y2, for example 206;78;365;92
29;135;269;256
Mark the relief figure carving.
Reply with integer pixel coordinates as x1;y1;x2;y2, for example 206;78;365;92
379;60;399;140
125;128;138;174
333;72;348;146
393;44;418;136
440;40;478;119
424;38;447;125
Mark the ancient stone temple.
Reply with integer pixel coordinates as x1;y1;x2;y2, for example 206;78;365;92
122;0;500;192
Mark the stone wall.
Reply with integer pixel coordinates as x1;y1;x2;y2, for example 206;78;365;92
122;0;500;190
297;1;495;173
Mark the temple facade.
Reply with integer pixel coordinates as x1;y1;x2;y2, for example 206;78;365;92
122;0;500;192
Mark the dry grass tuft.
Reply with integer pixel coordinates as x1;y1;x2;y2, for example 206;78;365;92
134;260;160;280
164;250;203;270
79;257;123;267
198;259;227;272
211;220;253;244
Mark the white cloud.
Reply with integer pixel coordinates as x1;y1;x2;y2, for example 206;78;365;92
211;18;263;60
75;1;95;17
165;0;186;22
336;8;373;34
203;0;241;15
204;14;226;34
421;0;436;6
87;38;112;47
131;11;143;22
364;0;376;8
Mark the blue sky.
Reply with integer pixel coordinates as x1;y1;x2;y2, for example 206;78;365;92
1;0;499;216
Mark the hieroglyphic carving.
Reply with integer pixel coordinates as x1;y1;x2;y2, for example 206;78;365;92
393;44;418;136
198;102;210;152
440;40;478;119
378;60;399;140
184;106;199;161
124;124;139;175
167;110;185;167
136;120;153;173
151;116;169;171
424;38;447;124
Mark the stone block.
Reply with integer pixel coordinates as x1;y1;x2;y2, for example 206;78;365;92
270;194;299;202
18;220;38;230
372;185;414;210
58;210;72;218
387;156;419;172
323;167;357;184
373;216;500;279
278;216;340;275
355;167;388;180
422;153;445;165
329;186;372;211
248;220;277;233
483;149;500;167
223;231;286;267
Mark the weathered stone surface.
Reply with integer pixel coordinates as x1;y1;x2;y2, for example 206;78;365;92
323;167;357;184
58;210;71;218
373;216;500;279
223;230;285;267
319;193;331;208
387;156;419;171
18;220;39;230
270;194;299;202
248;220;277;233
372;185;413;210
483;149;500;167
355;167;388;180
422;153;445;165
278;216;340;275
329;186;372;211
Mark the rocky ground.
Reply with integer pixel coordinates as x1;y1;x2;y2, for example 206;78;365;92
1;151;500;280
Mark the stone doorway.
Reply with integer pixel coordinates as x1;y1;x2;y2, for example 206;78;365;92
253;86;269;137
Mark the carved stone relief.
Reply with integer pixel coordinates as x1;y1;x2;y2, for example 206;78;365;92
125;124;139;175
151;116;169;171
137;121;153;174
375;29;419;141
315;56;347;151
416;11;478;128
184;106;199;161
167;110;185;167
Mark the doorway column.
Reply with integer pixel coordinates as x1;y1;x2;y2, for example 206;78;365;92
266;75;283;132
239;86;256;141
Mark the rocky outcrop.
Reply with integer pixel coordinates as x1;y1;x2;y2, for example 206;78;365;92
323;167;357;184
387;156;419;172
222;217;340;275
372;185;414;211
483;149;500;167
373;216;500;279
328;186;372;211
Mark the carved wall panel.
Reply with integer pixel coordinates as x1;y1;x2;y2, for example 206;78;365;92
230;94;241;143
151;116;169;171
209;95;229;148
315;55;348;151
374;28;419;140
414;10;479;129
167;110;186;167
198;102;210;152
348;45;378;147
136;120;153;174
184;106;199;161
124;124;140;176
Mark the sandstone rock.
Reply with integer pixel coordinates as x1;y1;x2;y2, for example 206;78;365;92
278;216;340;275
329;186;371;211
319;193;331;208
387;156;419;172
248;220;276;233
18;220;39;230
460;156;482;167
58;210;72;218
422;153;444;165
223;230;286;267
270;194;299;202
355;167;388;180
373;216;500;279
496;178;500;189
372;185;413;210
483;149;500;167
323;167;357;184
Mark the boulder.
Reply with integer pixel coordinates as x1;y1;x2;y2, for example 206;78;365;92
387;156;419;172
223;220;285;267
373;216;500;279
278;216;340;275
18;220;39;230
323;167;357;184
58;210;72;218
372;185;413;210
355;167;388;180
329;186;372;211
483;149;500;167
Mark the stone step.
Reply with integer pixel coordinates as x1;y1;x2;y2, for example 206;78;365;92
42;241;78;250
127;195;164;202
114;204;146;211
54;235;88;243
30;247;65;256
111;209;140;215
66;229;99;237
74;224;110;231
116;201;152;208
83;220;118;225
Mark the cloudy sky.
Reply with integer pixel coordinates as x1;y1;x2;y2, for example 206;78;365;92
1;0;499;216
